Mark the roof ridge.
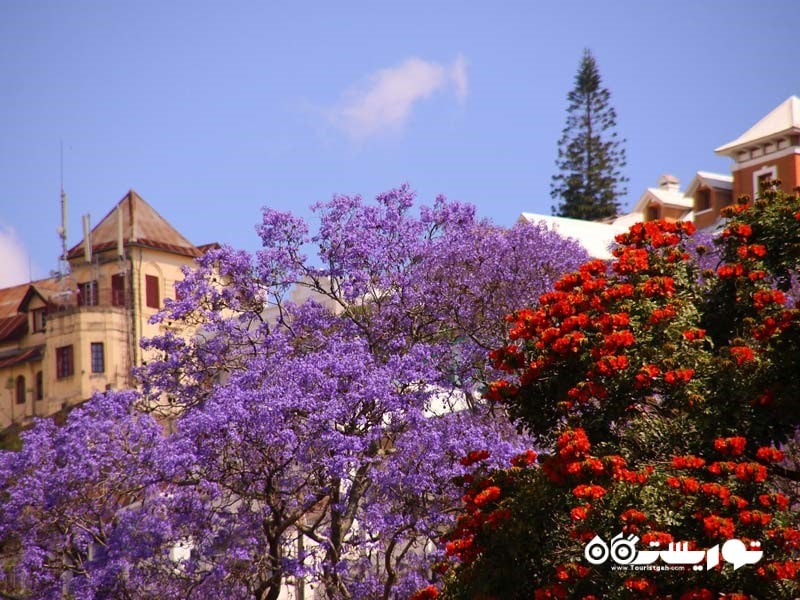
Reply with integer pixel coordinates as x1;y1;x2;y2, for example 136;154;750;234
715;95;800;154
67;190;200;259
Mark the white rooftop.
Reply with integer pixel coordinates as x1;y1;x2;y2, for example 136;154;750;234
695;171;733;188
715;96;800;154
645;187;695;209
518;213;629;260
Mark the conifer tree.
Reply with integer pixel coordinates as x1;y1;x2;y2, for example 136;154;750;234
551;49;628;220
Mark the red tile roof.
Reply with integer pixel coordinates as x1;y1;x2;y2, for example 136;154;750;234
0;345;44;369
0;314;27;342
67;189;205;260
0;279;59;320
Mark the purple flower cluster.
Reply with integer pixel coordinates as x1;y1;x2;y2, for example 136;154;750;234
0;185;586;599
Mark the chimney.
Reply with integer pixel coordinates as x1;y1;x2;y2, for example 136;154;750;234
657;174;680;192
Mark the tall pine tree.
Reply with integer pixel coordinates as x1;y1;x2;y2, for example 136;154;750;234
551;49;628;220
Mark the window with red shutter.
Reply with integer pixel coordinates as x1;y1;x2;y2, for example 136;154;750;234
112;273;126;307
145;275;160;309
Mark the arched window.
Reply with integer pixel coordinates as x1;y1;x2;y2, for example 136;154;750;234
15;375;25;405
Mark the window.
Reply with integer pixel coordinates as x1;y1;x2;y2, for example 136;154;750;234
111;273;126;307
753;165;778;197
91;342;105;374
35;371;43;400
15;375;25;405
645;204;660;222
32;308;47;332
145;275;160;309
757;174;774;194
695;188;711;212
78;281;98;306
56;345;74;379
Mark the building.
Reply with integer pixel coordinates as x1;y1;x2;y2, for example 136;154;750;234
0;190;215;431
522;95;800;257
715;95;800;201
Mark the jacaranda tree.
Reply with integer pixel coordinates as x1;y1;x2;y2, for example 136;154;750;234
436;185;800;599
0;186;587;599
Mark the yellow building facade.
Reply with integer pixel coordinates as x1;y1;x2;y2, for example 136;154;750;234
0;190;214;431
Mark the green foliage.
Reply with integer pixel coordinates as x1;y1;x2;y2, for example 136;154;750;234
551;49;628;221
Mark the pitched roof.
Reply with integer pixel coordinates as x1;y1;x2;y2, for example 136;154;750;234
0;315;27;343
632;187;694;214
0;345;44;369
67;189;203;259
685;171;733;197
0;279;59;321
715;96;800;154
518;213;628;260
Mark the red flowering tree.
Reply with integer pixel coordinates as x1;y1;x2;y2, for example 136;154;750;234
436;185;800;599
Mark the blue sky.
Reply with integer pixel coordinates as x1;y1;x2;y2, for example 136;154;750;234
1;0;799;286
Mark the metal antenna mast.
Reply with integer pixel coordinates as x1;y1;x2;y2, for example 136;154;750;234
57;141;70;279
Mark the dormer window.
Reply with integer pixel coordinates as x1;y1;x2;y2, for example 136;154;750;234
695;188;711;212
32;308;47;332
645;204;660;222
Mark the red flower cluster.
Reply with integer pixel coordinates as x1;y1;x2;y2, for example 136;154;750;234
510;449;537;467
737;244;767;259
615;220;695;248
752;289;786;311
666;475;701;494
680;589;714;600
758;493;789;510
682;328;706;342
620;508;648;533
757;560;800;580
473;486;501;507
570;505;589;521
722;223;753;239
556;428;591;460
572;484;607;500
672;454;706;469
634;364;660;389
730;345;756;365
755;446;784;463
702;514;735;539
640;531;673;546
623;577;656;596
714;436;747;456
460;449;490;466
734;462;768;483
553;562;589;583
409;585;439;600
717;263;746;279
650;304;678;324
739;509;771;526
700;482;732;504
664;368;694;385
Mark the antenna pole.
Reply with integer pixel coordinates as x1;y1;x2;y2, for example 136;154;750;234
57;141;70;279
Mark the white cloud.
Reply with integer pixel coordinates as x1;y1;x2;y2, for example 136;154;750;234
0;226;32;287
451;54;468;102
331;55;468;140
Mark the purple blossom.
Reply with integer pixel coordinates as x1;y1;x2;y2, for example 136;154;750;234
1;186;587;599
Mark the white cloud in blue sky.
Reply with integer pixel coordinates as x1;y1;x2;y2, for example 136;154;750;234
0;225;31;287
330;55;468;140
